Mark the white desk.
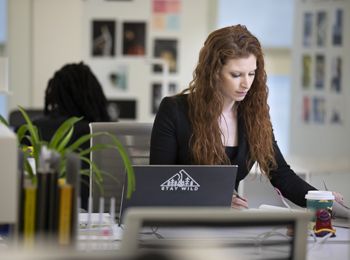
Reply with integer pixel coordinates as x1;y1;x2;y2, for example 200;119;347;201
0;227;348;259
307;226;349;260
76;225;349;260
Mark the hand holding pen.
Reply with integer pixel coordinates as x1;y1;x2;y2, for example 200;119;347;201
232;190;249;209
323;180;349;209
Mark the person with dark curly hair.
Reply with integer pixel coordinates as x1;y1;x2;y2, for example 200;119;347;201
44;62;110;122
33;62;111;209
150;25;343;209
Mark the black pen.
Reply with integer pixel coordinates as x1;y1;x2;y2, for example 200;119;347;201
233;190;247;202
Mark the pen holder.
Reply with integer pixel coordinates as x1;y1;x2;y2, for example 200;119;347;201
305;190;336;237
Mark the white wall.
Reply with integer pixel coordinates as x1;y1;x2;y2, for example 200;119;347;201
217;0;294;154
0;0;6;44
217;0;294;48
7;0;213;123
8;0;33;109
0;123;18;223
8;0;83;110
0;0;7;117
32;0;84;106
82;0;211;122
289;0;350;170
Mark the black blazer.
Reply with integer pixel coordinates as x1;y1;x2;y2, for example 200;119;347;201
150;95;316;207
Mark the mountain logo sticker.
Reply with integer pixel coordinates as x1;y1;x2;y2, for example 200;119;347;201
160;169;200;191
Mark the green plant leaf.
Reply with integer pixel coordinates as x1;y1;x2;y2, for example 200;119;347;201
16;124;30;144
80;170;104;195
49;117;82;149
66;132;102;152
81;156;104;196
24;156;35;182
18;106;40;145
12;109;135;199
80;156;103;184
56;126;74;153
78;143;115;157
17;106;42;167
107;133;135;198
22;135;42;168
67;130;135;198
0;114;9;127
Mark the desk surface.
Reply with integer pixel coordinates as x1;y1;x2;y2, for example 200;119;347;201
76;224;349;260
0;224;348;259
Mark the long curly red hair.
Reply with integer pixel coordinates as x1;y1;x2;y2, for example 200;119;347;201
183;25;276;177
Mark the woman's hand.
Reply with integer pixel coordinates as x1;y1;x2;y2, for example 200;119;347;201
332;191;344;205
231;194;249;209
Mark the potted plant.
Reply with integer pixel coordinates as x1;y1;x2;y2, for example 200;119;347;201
0;106;135;198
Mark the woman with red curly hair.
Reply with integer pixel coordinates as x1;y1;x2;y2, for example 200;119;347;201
150;25;342;209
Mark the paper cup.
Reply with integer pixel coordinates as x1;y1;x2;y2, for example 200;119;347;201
305;190;334;213
305;190;335;236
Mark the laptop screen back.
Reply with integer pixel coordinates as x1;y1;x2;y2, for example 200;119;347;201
119;165;238;222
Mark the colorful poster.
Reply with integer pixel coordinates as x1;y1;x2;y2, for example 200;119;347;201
152;0;181;31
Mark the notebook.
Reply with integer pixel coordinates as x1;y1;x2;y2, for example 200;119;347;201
118;165;238;223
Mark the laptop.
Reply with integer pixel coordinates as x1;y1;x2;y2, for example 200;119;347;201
118;165;238;223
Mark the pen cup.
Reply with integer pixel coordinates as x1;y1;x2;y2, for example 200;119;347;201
305;190;336;237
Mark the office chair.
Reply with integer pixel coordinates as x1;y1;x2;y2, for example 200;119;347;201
89;122;153;215
9;108;43;130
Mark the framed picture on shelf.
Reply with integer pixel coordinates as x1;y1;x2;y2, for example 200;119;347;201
315;54;325;89
91;20;116;57
108;64;128;91
329;97;344;125
303;12;313;47
168;82;178;95
107;99;137;120
153;39;178;73
302;96;311;123
332;9;343;46
122;22;146;56
330;56;342;93
151;83;162;114
302;54;312;89
316;11;327;47
312;96;326;124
